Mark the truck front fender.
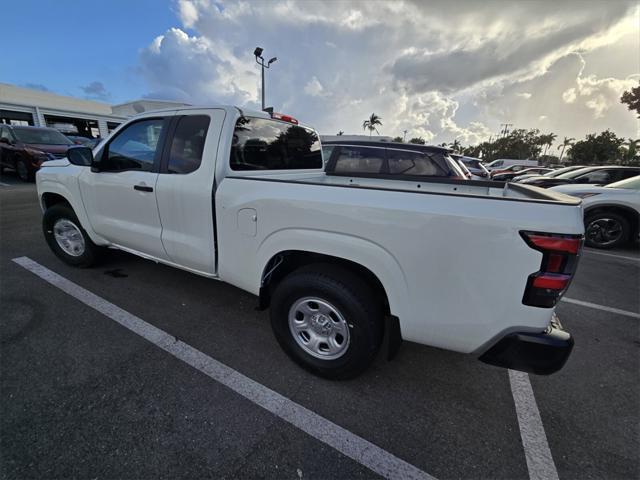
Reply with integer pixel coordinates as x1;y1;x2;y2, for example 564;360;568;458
37;178;107;246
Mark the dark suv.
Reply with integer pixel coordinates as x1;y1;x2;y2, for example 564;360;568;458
322;140;467;179
0;125;73;181
519;166;640;188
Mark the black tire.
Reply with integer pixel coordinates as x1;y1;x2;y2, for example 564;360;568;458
15;157;33;182
270;264;383;380
43;204;103;267
584;211;630;249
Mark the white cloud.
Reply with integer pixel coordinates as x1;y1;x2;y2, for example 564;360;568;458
562;53;637;118
562;88;577;103
136;0;638;146
304;76;326;97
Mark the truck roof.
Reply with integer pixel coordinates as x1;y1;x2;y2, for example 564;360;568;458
127;105;316;130
132;104;270;118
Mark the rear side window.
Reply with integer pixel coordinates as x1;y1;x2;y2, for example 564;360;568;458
321;145;335;164
333;146;384;173
387;149;449;177
167;115;210;174
230;117;322;171
578;170;613;184
613;169;640;181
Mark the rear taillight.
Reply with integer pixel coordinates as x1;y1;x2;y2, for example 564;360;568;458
521;231;583;308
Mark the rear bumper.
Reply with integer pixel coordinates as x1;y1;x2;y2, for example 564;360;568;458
479;316;573;375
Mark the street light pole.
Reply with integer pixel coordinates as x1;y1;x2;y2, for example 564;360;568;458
254;47;277;111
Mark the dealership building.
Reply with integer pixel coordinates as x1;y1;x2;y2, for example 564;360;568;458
0;83;187;138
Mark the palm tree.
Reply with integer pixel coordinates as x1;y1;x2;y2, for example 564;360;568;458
449;138;462;153
622;138;639;163
362;113;382;136
557;137;575;162
543;133;557;156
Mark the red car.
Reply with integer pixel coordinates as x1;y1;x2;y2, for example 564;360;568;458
0;125;73;181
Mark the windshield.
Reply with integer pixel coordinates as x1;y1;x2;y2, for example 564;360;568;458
461;158;483;169
546;166;582;178
13;128;73;146
606;175;640;190
556;167;597;179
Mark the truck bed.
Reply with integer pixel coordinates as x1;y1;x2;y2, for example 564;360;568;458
233;171;582;206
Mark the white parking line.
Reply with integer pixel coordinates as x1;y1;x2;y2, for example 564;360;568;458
561;297;640;319
12;256;435;480
583;249;640;263
509;370;559;480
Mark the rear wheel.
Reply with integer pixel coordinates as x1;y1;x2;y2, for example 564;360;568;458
43;204;103;267
585;212;629;249
270;265;383;379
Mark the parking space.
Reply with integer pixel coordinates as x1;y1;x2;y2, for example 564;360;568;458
1;185;638;479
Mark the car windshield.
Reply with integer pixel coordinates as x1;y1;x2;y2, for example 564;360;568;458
606;175;640;190
462;159;483;169
545;166;581;177
556;167;597;179
13;128;73;145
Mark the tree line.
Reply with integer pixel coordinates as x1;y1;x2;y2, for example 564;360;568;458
346;93;639;166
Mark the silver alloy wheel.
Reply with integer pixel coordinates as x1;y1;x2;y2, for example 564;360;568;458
53;218;86;257
16;160;28;181
288;297;350;360
586;218;624;247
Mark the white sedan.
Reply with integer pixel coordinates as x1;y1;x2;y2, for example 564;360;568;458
551;175;640;249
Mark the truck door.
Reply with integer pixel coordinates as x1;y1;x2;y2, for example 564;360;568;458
154;109;226;275
78;117;170;260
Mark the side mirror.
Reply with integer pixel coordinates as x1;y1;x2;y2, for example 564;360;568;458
66;146;93;166
0;137;10;145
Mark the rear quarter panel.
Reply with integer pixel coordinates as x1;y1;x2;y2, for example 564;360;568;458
217;178;584;354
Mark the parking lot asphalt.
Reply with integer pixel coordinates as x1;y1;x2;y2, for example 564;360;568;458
1;176;639;480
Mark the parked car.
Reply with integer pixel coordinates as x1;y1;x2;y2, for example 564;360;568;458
512;165;586;183
484;158;538;171
322;140;468;179
0;125;74;181
490;164;541;178
492;167;553;182
36;105;584;379
65;135;101;148
519;166;640;188
451;154;490;178
550;175;640;249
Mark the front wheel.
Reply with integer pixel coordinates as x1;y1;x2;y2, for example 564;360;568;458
16;158;33;182
270;265;383;379
585;212;629;249
43;204;103;267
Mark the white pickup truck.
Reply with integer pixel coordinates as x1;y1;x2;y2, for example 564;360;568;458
36;106;584;379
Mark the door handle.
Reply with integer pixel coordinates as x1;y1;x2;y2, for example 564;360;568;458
134;185;153;192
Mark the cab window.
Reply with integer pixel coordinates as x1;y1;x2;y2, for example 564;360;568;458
101;119;164;172
230;117;322;171
167;115;210;174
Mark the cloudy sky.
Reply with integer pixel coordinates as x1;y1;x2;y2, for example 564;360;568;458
4;0;639;146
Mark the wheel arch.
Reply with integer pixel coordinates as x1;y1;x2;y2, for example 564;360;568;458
255;229;409;316
259;250;393;315
38;181;107;245
41;192;72;210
